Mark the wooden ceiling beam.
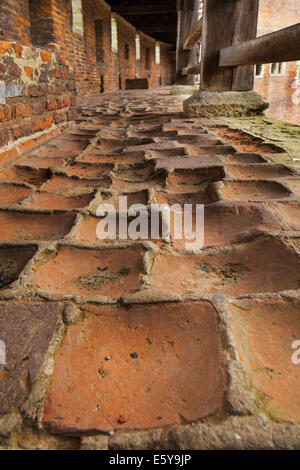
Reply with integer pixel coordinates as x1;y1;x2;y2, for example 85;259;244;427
140;25;177;33
116;4;177;16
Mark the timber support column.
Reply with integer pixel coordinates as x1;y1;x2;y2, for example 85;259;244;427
201;0;259;91
176;0;199;85
184;0;268;117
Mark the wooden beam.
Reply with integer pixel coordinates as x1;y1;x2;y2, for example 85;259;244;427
220;23;300;67
116;2;177;16
141;26;176;34
183;17;202;50
201;0;259;92
182;62;201;75
176;0;199;85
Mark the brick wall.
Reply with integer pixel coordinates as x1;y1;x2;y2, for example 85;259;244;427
254;0;300;124
139;32;156;89
0;0;174;96
29;0;55;47
0;40;76;164
0;0;31;46
115;14;136;90
0;0;174;155
160;43;175;87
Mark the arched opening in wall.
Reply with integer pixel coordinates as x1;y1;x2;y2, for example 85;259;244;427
119;74;122;90
28;0;55;47
72;0;84;36
111;15;118;53
159;75;162;87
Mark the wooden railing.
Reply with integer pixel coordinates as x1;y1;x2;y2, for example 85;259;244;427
179;0;300;89
182;63;201;75
219;23;300;67
183;17;202;51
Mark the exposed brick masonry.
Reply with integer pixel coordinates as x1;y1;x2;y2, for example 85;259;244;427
0;0;174;159
254;0;300;124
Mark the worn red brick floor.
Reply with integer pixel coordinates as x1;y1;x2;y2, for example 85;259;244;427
0;88;300;449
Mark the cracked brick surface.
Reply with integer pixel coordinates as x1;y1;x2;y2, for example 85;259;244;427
0;88;300;449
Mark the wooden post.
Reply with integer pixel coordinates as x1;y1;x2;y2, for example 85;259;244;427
176;0;199;85
201;0;259;91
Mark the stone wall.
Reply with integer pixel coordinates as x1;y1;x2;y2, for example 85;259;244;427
0;41;76;165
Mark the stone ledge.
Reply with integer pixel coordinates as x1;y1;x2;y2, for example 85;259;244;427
170;85;199;96
184;91;269;118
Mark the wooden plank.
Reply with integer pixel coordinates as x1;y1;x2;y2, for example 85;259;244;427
220;22;300;67
182;62;201;75
183;17;202;50
201;0;259;91
176;0;199;85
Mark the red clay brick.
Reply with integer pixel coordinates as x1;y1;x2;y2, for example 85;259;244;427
31;246;144;296
0;41;12;55
42;175;111;195
43;302;226;433
0;166;49;187
221;181;291;201
0;211;75;241
271;202;300;231
0;183;34;205
40;50;52;62
24;66;33;79
230;298;300;423
0;302;62;413
150;238;300;296
23;191;94;210
172;202;283;251
0;147;19;166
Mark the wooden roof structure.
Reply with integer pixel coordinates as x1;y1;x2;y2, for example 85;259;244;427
105;0;178;45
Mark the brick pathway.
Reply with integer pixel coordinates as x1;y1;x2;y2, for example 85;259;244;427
0;88;300;449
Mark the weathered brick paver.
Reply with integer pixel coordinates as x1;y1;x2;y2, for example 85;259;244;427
32;246;144;297
229;299;300;423
43;302;226;433
0;302;62;413
0;88;300;449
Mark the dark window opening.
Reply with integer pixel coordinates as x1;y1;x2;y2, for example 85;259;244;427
119;74;122;90
159;75;162;87
125;42;130;61
29;0;55;47
255;64;263;77
271;62;284;75
100;75;104;93
145;48;150;70
95;19;104;65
